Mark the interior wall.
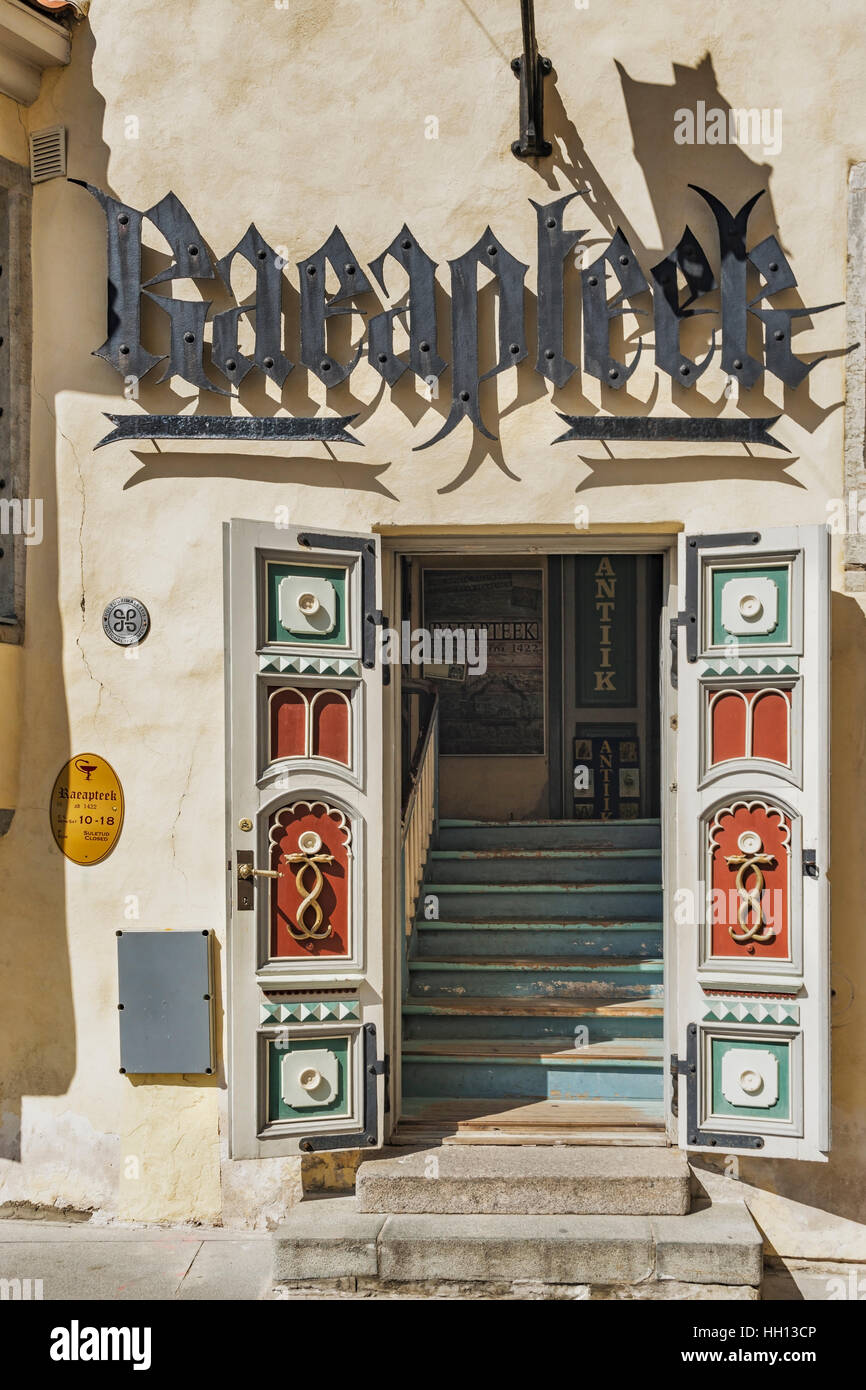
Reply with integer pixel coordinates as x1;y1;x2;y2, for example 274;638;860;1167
413;553;550;821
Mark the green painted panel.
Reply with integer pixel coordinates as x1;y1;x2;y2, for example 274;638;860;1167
711;565;789;647
266;562;347;646
267;1034;349;1121
710;1036;791;1121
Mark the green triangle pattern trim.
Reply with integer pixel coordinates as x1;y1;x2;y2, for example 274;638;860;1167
698;657;798;677
258;654;361;677
260;998;360;1024
702;999;799;1025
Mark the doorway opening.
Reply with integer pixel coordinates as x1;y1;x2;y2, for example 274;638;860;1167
396;548;667;1145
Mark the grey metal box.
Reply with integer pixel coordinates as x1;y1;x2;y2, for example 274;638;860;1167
117;930;214;1075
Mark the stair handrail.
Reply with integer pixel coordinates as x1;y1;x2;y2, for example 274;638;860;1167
400;679;439;948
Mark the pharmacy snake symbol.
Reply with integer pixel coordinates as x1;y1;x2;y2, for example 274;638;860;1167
284;830;335;941
725;830;776;944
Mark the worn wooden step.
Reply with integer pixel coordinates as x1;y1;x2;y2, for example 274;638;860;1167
356;1144;689;1215
403;1038;663;1062
414;920;662;959
403;994;663;1041
396;1096;666;1139
420;883;663;921
394;1097;667;1145
404;995;664;1018
408;956;664;1000
437;819;661;851
429;849;662;885
401;1034;664;1101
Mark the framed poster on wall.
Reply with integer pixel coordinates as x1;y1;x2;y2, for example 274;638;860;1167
422;568;545;755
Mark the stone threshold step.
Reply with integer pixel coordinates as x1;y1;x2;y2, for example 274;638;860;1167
273;1197;762;1289
357;1145;687;1215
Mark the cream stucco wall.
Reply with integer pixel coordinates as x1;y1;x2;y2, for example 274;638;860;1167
0;0;864;1252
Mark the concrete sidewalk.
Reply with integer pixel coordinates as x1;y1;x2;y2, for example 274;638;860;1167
0;1219;274;1301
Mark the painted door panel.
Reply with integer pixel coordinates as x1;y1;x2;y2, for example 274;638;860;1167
674;526;830;1159
226;520;385;1157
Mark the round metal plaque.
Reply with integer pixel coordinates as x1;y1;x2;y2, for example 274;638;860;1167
102;597;150;646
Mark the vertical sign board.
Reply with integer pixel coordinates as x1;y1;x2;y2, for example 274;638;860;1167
573;556;641;816
573;734;641;820
574;555;637;707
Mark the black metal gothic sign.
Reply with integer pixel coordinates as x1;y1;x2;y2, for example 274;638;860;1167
75;181;846;453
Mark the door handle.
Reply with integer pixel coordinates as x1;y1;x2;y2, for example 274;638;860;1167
237;863;281;880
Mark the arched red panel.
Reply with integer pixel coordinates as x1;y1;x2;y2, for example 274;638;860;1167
751;689;790;765
710;690;747;765
270;803;351;959
709;802;790;960
270;688;307;761
311;690;350;765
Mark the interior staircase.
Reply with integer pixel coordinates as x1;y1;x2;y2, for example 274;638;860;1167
397;816;665;1144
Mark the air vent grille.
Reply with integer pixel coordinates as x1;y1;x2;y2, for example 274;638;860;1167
29;126;67;185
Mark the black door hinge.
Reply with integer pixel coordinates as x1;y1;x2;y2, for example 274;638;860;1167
298;1024;381;1153
669;1052;690;1118
366;609;390;684
803;849;820;878
370;1051;390;1114
677;1025;765;1150
673;532;762;669
297;532;382;671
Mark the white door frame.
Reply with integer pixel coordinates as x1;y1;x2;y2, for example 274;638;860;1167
378;530;680;1142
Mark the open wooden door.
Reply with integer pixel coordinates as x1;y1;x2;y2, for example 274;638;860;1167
225;520;386;1157
673;526;830;1159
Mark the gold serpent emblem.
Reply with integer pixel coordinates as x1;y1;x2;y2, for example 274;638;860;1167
284;830;335;941
725;830;776;944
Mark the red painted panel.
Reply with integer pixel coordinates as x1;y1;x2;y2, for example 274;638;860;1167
269;803;350;959
709;802;790;960
710;691;748;765
751;689;790;765
311;691;350;765
270;689;307;761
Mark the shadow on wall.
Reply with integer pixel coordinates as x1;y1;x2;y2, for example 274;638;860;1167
0;22;107;1180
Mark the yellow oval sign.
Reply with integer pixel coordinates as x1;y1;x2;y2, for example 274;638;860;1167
50;754;124;865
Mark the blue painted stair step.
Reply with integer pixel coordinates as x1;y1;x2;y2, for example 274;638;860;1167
401;1038;664;1102
401;818;665;1126
422;884;663;921
429;849;662;884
